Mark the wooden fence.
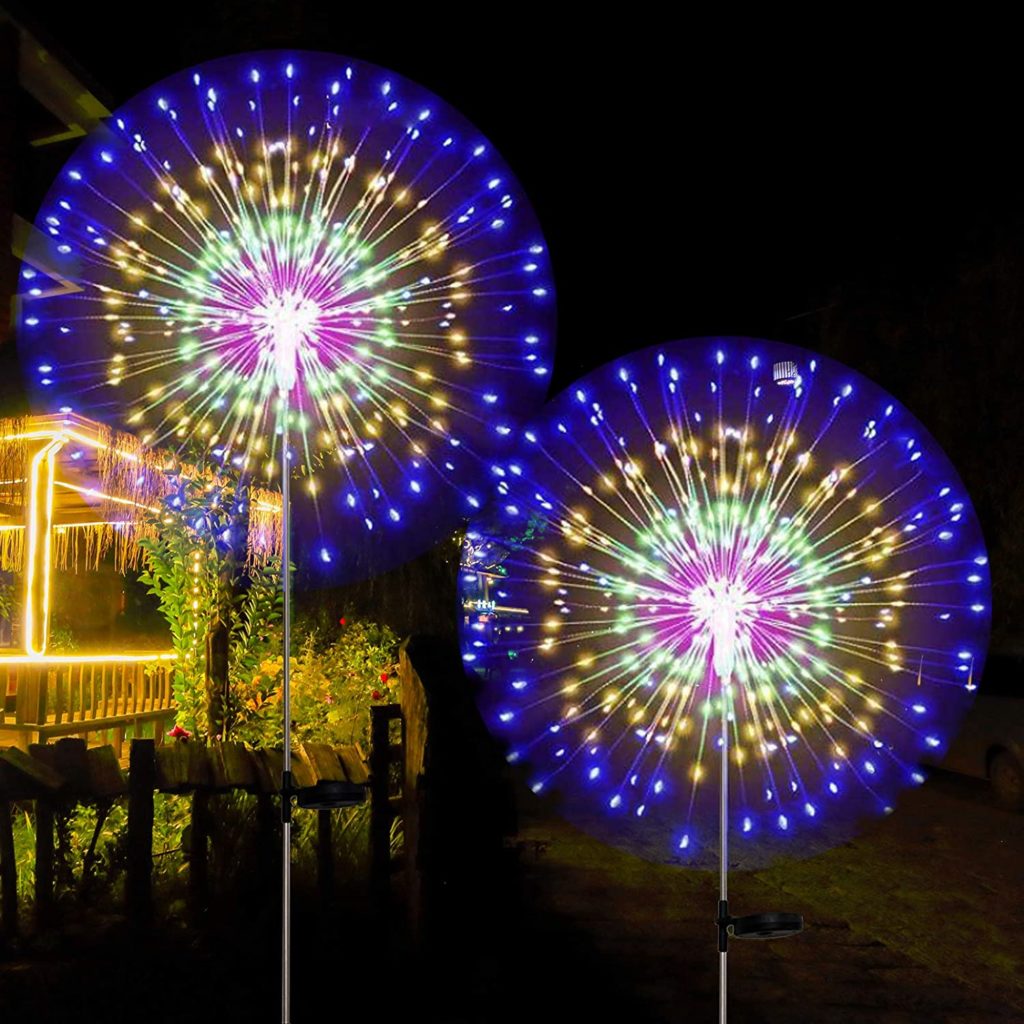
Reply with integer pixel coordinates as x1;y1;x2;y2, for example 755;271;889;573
0;658;176;753
0;636;516;945
0;735;368;936
374;637;516;941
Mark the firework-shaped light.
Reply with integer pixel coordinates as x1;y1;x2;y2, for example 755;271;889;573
19;51;555;577
18;52;556;1022
459;338;990;860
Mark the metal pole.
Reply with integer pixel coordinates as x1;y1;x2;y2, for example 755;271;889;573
719;676;730;1024
280;401;292;1024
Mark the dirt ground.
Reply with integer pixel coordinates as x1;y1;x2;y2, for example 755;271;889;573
497;769;1024;1024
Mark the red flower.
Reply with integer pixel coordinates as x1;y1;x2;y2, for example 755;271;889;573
371;689;383;701
168;724;191;741
338;617;346;626
379;671;389;683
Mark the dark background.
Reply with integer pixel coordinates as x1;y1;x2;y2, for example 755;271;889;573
2;7;1021;643
1;16;1023;1023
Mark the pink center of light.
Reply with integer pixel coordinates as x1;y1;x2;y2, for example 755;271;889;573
249;288;322;394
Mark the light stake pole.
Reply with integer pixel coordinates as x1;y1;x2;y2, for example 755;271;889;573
271;319;300;1024
280;387;293;1024
708;581;803;1024
708;583;737;1024
272;326;368;1023
718;675;730;1024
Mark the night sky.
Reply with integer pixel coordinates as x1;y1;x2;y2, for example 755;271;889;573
4;8;1022;639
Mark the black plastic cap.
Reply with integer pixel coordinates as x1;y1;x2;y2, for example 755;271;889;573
731;911;804;940
295;779;367;810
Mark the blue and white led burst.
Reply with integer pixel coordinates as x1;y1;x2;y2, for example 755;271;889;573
459;338;991;861
18;51;555;579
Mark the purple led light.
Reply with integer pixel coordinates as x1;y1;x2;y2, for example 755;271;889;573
459;338;991;863
18;51;556;581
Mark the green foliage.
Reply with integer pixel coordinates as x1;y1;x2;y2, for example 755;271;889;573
48;618;79;654
0;578;14;622
137;467;282;739
230;620;399;749
7;801;129;902
230;558;282;686
0;580;77;650
4;786;373;919
11;804;35;901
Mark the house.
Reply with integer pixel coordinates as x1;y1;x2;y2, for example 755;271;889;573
0;411;176;752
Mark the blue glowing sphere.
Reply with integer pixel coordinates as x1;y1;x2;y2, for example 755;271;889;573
459;338;991;863
18;51;555;581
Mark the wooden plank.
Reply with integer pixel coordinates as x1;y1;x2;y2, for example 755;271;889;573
155;742;191;792
53;670;64;726
252;748;283;794
100;665;109;719
88;665;96;723
290;750;314;790
154;741;211;793
250;748;312;792
298;742;346;783
336;745;369;786
47;738;91;797
209;742;257;791
0;758;32;802
27;743;58;772
59;666;67;724
0;746;65;795
35;671;48;725
19;670;42;726
86;745;128;799
126;740;155;927
13;668;29;725
76;665;85;723
0;708;175;745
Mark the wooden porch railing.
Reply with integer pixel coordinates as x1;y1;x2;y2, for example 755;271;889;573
0;655;176;754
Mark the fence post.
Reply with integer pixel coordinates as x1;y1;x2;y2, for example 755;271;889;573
369;705;394;908
34;797;54;926
188;790;209;925
0;799;16;938
255;792;276;897
317;809;334;912
126;739;155;927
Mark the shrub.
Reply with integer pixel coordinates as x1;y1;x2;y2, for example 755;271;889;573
229;620;399;749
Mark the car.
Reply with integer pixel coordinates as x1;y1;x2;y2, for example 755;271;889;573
934;651;1024;810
